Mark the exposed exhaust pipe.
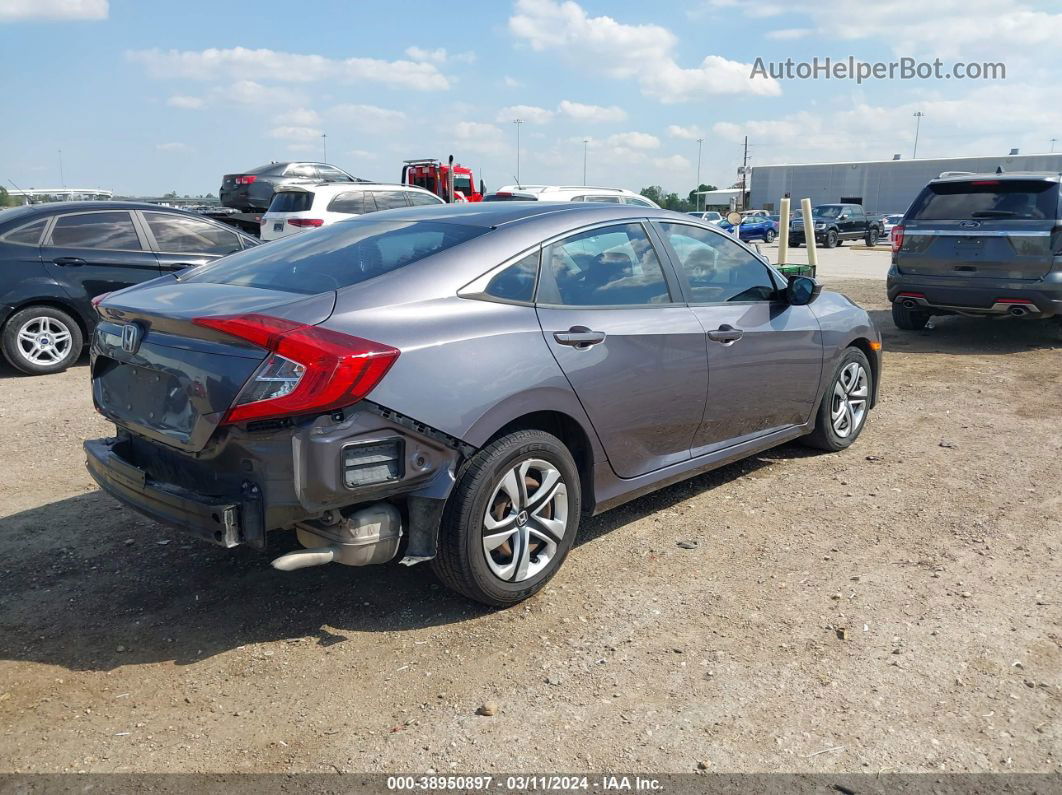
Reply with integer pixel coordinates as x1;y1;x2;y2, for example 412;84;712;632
902;299;918;309
1008;305;1028;317
271;503;402;571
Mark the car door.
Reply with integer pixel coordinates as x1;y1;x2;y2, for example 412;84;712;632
846;205;866;239
41;210;161;317
653;221;823;455
534;221;707;478
138;211;246;273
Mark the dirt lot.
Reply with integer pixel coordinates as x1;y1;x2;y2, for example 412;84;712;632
0;277;1059;775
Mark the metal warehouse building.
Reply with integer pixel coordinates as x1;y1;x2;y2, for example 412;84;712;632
748;153;1062;215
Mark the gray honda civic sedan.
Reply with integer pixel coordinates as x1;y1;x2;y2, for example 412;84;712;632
86;202;881;606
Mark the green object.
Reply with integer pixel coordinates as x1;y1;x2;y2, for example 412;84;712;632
778;263;816;278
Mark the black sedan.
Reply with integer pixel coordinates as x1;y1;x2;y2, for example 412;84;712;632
0;201;257;375
219;162;367;212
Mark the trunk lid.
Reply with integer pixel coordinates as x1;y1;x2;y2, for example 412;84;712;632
897;178;1060;279
92;277;336;453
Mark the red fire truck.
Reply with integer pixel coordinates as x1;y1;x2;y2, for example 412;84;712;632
401;155;484;203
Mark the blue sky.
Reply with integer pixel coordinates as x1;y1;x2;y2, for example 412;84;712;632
2;0;1060;196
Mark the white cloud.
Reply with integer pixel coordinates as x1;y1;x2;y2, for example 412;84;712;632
269;126;324;142
653;154;693;171
503;76;522;88
0;0;107;21
126;46;450;90
497;104;555;124
667;124;704;140
166;94;205;110
404;46;476;64
606;131;660;150
765;28;812;40
276;107;320;126
348;149;378;161
557;100;627;123
210;79;304;107
155;142;191;153
328;104;407;133
454;121;508;155
509;0;780;101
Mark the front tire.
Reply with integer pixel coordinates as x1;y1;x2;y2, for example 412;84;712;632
432;430;581;607
2;305;83;375
892;301;930;330
801;348;873;452
765;229;777;243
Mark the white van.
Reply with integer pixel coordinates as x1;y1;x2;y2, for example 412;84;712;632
260;183;444;241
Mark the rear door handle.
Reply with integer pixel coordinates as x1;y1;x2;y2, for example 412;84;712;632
554;326;606;348
707;325;743;344
53;257;86;266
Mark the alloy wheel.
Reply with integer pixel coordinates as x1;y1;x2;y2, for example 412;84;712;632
482;458;568;582
16;316;73;366
830;362;869;437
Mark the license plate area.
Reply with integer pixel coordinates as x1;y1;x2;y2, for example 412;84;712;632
97;360;194;435
274;222;284;232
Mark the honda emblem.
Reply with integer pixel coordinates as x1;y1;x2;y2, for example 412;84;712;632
121;323;142;354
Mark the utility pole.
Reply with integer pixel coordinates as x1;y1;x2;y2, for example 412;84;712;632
582;138;589;185
58;149;64;187
696;137;703;211
321;133;327;163
740;135;749;212
1052;138;1057;153
912;111;925;158
513;119;523;184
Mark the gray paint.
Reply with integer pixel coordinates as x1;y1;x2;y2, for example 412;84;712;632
750;154;1062;215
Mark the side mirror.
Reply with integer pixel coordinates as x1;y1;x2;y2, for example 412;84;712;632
786;275;821;306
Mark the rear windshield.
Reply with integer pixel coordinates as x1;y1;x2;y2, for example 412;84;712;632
246;163;285;176
180;220;488;295
909;180;1059;221
269;191;314;213
483;193;538;202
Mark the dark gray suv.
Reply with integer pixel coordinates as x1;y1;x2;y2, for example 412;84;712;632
888;173;1062;337
86;203;881;607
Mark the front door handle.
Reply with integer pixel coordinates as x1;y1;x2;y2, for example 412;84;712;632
53;257;86;266
554;326;606;348
707;324;743;344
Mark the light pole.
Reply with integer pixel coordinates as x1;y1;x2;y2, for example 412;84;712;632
695;137;704;211
321;132;327;162
513;119;523;184
1052;138;1057;153
582;138;589;185
912;111;925;159
58;149;64;187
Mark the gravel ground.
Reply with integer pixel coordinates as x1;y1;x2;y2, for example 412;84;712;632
0;278;1059;774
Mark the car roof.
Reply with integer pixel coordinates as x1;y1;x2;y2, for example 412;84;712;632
930;171;1062;184
275;182;435;194
339;201;692;229
0;201;254;235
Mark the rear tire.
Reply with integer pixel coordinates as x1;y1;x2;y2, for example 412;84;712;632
865;229;879;247
892;301;930;330
432;430;581;607
801;348;873;452
765;229;777;243
2;305;83;375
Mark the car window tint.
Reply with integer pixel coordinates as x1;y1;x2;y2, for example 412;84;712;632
658;222;776;303
540;223;670;307
581;195;621;203
485;250;539;302
908;179;1058;221
408;191;444;206
4;219;47;245
326;191;369;214
316;165;353;182
624;197;654;207
284;163;316;177
49;211;142;250
372;191;411;211
144;212;242;255
181;220;489;295
269;192;314;213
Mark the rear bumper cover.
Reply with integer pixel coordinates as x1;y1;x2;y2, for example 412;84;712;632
887;267;1062;318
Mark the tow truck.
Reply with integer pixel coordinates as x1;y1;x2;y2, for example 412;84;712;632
401;155;484;203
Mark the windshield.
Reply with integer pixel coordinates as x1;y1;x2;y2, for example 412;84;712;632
908;180;1059;221
452;176;473;194
812;205;843;218
180;220;488;295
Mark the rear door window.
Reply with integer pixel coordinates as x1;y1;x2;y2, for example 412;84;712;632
48;211;143;250
181;220;489;295
408;191;444;206
316;165;353;182
283;163;317;178
143;212;243;255
269;192;314;213
372;191;412;211
326;191;370;214
909;180;1059;221
3;219;47;245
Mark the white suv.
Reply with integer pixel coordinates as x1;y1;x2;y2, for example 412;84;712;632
488;185;660;208
260;183;444;241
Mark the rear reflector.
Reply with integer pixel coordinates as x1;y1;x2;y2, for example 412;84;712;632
995;298;1034;304
897;291;925;299
287;218;325;228
192;314;399;425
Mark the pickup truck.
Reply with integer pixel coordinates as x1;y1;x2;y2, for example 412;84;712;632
788;203;883;248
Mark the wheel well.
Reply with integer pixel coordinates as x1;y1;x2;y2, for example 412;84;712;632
848;338;880;407
8;299;89;346
489;410;596;513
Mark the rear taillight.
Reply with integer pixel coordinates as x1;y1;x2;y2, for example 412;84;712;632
236;175;257;185
287;218;324;228
192;314;399;425
891;224;904;253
